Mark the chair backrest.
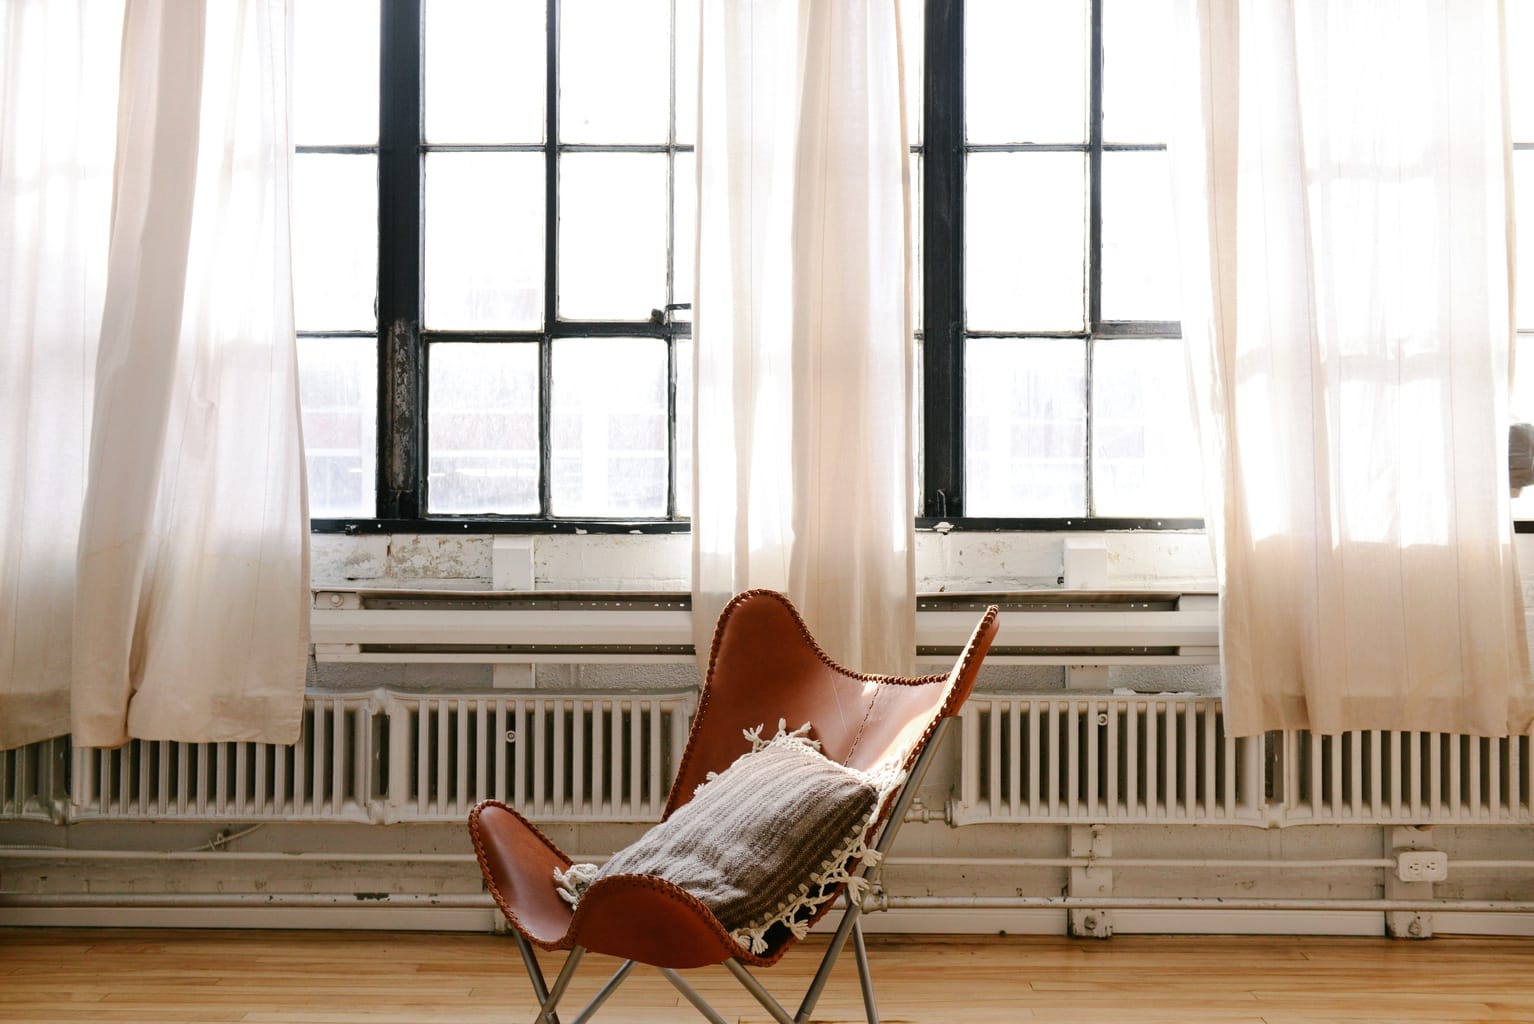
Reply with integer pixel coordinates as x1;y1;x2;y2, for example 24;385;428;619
666;589;1000;819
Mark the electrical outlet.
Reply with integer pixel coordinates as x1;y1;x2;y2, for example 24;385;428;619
1395;850;1449;883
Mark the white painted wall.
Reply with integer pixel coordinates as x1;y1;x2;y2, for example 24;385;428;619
8;530;1534;937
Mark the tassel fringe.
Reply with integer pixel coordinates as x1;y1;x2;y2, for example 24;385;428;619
552;861;600;908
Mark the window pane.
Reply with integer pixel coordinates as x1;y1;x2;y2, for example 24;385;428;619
966;152;1086;331
900;0;924;145
551;338;668;517
423;152;544;330
560;0;670;144
559;153;668;320
1100;150;1179;322
1102;0;1173;144
292;0;379;146
424;0;545;144
674;338;692;517
965;338;1085;515
1517;151;1533;332
1513;334;1534;519
966;0;1088;144
292;154;377;331
673;151;696;307
427;343;540;514
297;336;376;518
675;0;700;146
1092;338;1202;516
1510;0;1534;141
911;152;923;324
915;336;925;509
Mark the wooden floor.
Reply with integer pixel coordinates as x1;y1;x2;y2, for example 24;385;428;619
1;929;1532;1023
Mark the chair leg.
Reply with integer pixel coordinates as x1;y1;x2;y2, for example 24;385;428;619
724;959;796;1024
794;895;864;1023
851;919;879;1024
514;934;564;1024
534;945;585;1024
657;968;732;1024
568;960;636;1024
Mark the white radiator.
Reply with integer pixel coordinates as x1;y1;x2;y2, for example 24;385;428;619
1278;729;1534;825
385;693;691;822
69;696;377;823
954;697;1534;828
36;691;692;826
12;691;1534;831
954;696;1265;825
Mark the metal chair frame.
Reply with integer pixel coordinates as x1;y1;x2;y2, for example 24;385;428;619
512;718;954;1024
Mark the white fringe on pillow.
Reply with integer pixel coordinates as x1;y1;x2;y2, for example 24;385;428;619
723;724;904;954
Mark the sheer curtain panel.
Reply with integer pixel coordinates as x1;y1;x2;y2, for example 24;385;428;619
692;0;916;674
1170;0;1534;736
0;0;122;749
0;0;308;750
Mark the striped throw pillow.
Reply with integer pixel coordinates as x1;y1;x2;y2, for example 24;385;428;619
557;724;903;954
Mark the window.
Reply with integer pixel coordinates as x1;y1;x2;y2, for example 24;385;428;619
287;1;1246;532
294;0;696;528
922;0;1198;527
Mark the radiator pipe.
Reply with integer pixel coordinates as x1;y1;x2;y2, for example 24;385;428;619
4;892;1534;914
0;893;495;908
0;848;479;863
6;849;1534;873
889;856;1400;870
871;895;1534;914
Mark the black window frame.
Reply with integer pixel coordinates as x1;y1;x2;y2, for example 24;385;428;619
309;0;1203;536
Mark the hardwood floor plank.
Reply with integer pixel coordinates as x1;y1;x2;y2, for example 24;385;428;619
2;929;1532;1024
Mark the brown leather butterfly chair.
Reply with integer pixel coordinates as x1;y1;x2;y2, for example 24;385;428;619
469;589;1000;1024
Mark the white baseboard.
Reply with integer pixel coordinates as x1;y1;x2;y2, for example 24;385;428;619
1431;913;1534;936
1109;910;1383;936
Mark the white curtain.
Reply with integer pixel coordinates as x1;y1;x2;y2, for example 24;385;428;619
0;0;307;750
692;0;915;674
1170;0;1534;736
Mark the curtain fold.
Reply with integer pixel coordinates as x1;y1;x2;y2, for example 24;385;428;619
1;0;307;750
1170;0;1534;736
692;0;915;675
